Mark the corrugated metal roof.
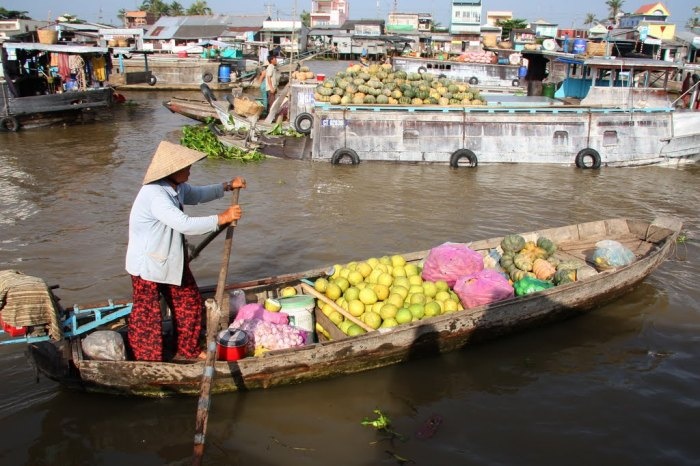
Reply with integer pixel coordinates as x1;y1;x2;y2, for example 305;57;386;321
145;15;268;40
174;25;228;40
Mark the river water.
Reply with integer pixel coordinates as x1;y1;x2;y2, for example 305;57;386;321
1;60;699;465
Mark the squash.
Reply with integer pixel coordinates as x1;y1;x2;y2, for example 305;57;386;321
532;246;549;260
510;268;528;282
501;234;526;253
500;253;515;271
554;268;576;285
536;237;557;256
532;258;556;281
546;256;561;268
513;253;534;272
521;241;537;252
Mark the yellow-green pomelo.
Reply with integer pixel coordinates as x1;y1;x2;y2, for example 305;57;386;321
395;308;413;324
321;302;334;317
391;285;409;300
346;324;366;336
347;270;364;286
367;269;383;284
339;267;350;279
334;277;350;292
380;317;398;328
356;261;372;278
435;290;452;302
363;311;382;329
408;303;425;319
422;281;438;298
371;301;385;314
264;298;281;312
379;256;392;265
408;274;424;286
390;254;407;267
314;277;329;293
393;276;411;290
404;263;420;276
329;311;344;325
372;283;390;301
409;293;426;305
330;265;342;280
359;287;378;305
444;299;460;313
356;282;367;290
379;303;398;320
280;286;297;297
408;284;424;295
336;297;348;310
366;257;380;268
339;320;354;334
424;301;442;318
435;280;450;291
391;266;407;278
348;299;365;317
346;261;358;271
374;263;388;273
343;286;360;302
377;272;394;287
386;293;405;309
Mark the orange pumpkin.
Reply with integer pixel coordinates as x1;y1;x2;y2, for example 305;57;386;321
532;258;556;281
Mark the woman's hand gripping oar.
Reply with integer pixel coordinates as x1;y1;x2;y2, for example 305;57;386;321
193;185;242;466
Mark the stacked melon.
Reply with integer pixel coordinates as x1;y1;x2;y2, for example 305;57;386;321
499;235;579;285
313;63;485;107
291;65;315;81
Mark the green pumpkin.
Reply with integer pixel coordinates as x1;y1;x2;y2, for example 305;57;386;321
514;253;534;272
536;237;557;256
501;234;526;253
554;268;576;285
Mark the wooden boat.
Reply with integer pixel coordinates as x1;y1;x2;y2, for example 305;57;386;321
162;96;220;122
1;41;116;131
2;217;681;397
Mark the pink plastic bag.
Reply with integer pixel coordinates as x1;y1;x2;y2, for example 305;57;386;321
453;269;514;309
421;242;484;287
234;303;289;325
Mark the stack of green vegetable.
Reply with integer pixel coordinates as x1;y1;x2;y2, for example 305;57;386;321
180;124;265;161
314;63;485;107
499;234;580;296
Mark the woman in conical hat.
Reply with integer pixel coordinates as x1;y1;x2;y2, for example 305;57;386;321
125;141;246;361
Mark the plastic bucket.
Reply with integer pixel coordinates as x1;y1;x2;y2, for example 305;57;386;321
518;65;527;79
218;64;231;83
316;73;325;82
279;295;315;341
542;82;556;98
573;39;587;55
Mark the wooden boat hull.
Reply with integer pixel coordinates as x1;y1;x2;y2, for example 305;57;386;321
162;96;219;122
25;217;680;397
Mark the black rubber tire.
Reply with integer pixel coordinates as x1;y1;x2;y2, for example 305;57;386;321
331;148;360;165
200;83;217;103
575;148;602;169
512;79;520;87
468;77;479;85
417;66;428;74
294;112;313;134
449;149;478;168
148;75;157;86
1;116;19;132
202;72;213;83
438;73;447;79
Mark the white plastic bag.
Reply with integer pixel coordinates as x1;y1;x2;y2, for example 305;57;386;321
81;330;127;361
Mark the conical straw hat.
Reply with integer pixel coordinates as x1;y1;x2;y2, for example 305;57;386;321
143;141;207;185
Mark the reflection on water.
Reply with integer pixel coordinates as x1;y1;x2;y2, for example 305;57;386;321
0;83;699;465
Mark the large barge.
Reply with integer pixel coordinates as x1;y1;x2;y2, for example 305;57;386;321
309;56;700;168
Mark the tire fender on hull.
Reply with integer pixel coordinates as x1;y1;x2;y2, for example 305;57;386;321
575;148;602;169
331;148;360;165
294;112;313;134
468;76;479;85
449;149;478;168
417;66;428;74
1;116;19;132
202;72;213;83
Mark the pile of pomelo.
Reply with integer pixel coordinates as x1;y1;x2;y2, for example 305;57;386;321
313;254;464;337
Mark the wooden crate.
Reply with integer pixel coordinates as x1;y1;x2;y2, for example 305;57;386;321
586;42;608;57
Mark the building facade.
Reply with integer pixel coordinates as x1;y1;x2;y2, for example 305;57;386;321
310;0;349;27
450;0;482;35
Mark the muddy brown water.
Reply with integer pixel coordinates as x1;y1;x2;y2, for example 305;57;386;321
1;63;699;465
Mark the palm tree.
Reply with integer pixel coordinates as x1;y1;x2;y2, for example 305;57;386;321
687;6;700;31
496;18;529;41
117;8;127;26
169;2;185;16
583;13;597;26
187;1;212;15
300;10;310;27
0;8;31;19
605;0;625;25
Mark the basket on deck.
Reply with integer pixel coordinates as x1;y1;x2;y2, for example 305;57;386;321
233;96;263;118
37;29;58;44
586;41;608;57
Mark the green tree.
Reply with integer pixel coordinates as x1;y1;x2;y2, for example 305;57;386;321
584;13;598;26
118;8;127;25
170;2;185;16
496;18;529;40
686;6;700;31
300;10;310;27
0;8;31;19
605;0;625;24
139;0;170;17
187;1;212;15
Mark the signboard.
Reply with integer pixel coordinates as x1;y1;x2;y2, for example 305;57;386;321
639;25;649;41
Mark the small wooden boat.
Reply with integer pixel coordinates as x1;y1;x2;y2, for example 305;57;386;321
162;96;220;123
4;217;681;397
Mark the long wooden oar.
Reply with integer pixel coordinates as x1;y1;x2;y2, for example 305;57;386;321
300;281;374;333
193;188;240;466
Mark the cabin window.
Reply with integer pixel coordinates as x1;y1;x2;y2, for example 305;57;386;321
603;130;618;146
553;131;568;145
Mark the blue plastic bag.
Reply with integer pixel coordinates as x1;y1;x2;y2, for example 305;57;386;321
592;240;635;269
